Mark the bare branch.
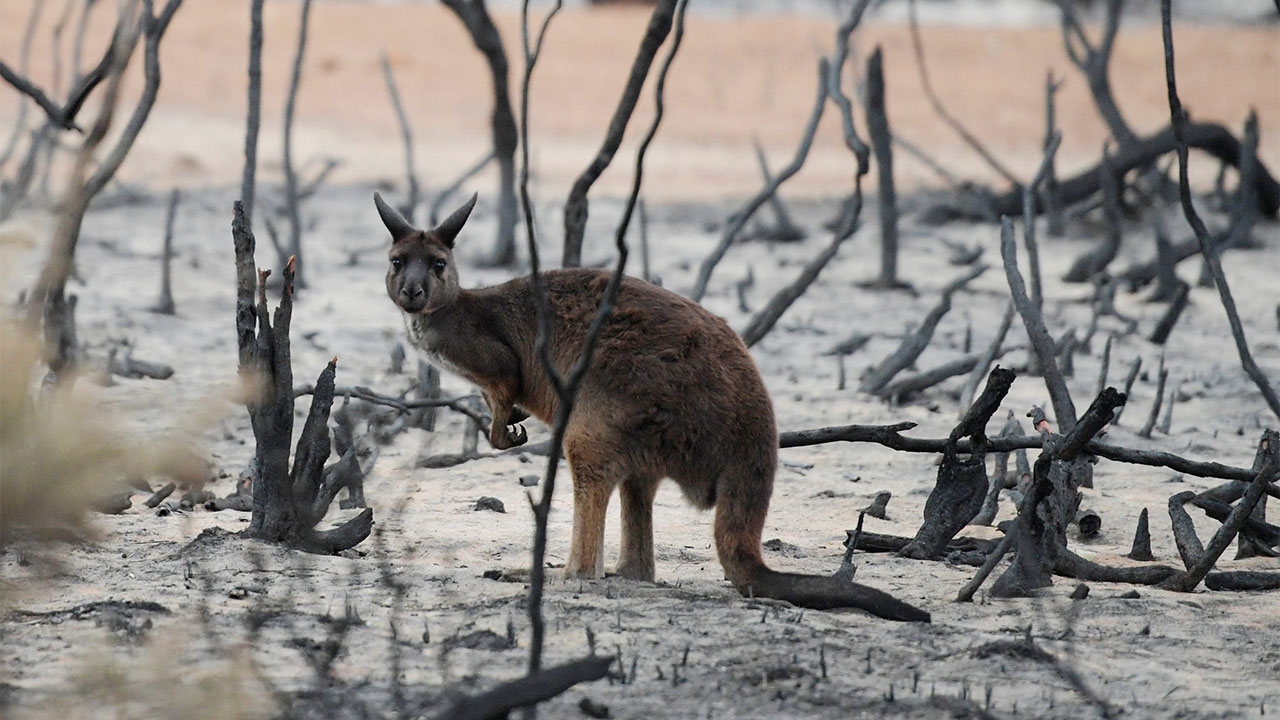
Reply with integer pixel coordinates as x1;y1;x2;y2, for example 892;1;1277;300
562;0;678;268
690;61;829;302
1160;0;1280;420
241;0;264;221
280;0;314;287
1001;216;1077;430
908;0;1019;186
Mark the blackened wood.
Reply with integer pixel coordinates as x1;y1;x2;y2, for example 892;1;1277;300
859;264;986;393
561;0;677;267
1148;281;1190;345
241;0;263;221
958;301;1015;418
740;212;856;349
1111;355;1142;426
901;450;988;560
1063;144;1122;283
433;655;613;720
441;0;519;266
152;188;178;314
144;482;176;509
1161;1;1280;420
1204;571;1280;591
780;422;1256;482
865;46;901;288
880;353;981;401
1125;508;1154;561
902;368;1014;559
1001;216;1077;430
1167;490;1203;570
1138;363;1167;439
1163;434;1278;591
982;121;1280;220
1053;548;1175;585
690;60;828;302
1075;509;1101;537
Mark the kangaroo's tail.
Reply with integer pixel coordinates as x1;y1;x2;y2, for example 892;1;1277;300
713;470;931;623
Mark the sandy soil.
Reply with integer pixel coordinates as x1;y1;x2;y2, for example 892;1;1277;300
2;2;1279;719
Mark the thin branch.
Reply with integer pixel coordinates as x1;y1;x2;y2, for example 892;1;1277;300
907;0;1019;186
241;0;264;221
561;0;678;268
1001;216;1077;430
429;150;495;226
1160;1;1280;420
690;61;829;302
280;0;313;288
379;51;419;219
779;422;1258;483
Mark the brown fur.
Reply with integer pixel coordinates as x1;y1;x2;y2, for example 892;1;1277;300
377;193;929;622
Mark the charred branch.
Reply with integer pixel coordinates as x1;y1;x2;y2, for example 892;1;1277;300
241;0;264;221
151;188;178;315
690;61;829;302
280;0;314;288
859;264;986;394
442;0;519;267
864;46;904;289
561;0;678;268
901;367;1015;560
1160;2;1280;420
379;51;419;220
1001;216;1077;430
432;655;614;720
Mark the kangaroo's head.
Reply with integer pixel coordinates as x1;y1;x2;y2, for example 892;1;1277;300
376;192;477;315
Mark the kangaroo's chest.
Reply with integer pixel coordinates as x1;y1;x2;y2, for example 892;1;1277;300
403;314;470;379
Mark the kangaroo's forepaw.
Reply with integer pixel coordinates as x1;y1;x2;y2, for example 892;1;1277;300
492;423;527;450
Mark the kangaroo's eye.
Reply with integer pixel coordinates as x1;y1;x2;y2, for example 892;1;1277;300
432;259;447;273
390;258;403;271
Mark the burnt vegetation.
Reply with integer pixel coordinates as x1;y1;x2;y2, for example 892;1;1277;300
1;0;1277;718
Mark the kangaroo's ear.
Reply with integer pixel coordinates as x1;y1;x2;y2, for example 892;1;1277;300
432;193;478;249
374;191;416;240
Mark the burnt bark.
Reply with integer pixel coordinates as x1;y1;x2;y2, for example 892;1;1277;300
442;0;519;266
232;201;373;553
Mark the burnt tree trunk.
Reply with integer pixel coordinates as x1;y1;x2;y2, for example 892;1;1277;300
442;0;519;267
232;202;372;552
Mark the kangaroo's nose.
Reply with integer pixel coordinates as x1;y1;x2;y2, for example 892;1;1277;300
401;285;424;300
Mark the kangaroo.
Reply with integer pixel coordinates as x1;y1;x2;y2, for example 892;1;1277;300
377;192;929;623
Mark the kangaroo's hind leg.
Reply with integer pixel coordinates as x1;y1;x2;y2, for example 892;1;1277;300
615;475;660;581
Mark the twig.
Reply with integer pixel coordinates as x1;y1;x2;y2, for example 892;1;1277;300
1138;360;1167;439
240;0;264;221
379;51;419;220
1024;132;1062;312
907;0;1019;186
1000;216;1077;430
429;150;495;226
778;422;1257;482
292;383;488;427
1054;0;1138;149
151;187;179;315
441;0;520;267
561;0;678;268
865;46;902;288
280;0;313;288
690;61;829;302
1160;0;1280;420
958;300;1015;416
433;655;613;720
0;0;44;168
1163;442;1277;591
739;208;857;349
859;264;987;394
